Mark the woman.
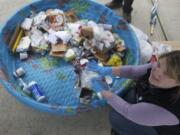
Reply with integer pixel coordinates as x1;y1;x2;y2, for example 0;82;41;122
87;51;180;135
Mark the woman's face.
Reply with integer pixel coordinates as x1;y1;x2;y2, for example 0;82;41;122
149;58;179;88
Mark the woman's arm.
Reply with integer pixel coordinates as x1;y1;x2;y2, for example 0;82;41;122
102;91;179;126
87;61;152;79
112;63;152;79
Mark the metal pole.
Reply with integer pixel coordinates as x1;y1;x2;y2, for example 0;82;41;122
150;0;158;35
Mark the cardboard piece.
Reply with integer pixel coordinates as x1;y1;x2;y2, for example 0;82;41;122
51;43;67;52
65;10;78;22
115;44;126;52
80;26;93;39
49;43;67;57
154;41;180;50
94;50;110;62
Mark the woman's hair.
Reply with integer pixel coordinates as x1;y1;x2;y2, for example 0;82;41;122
159;50;180;102
159;50;180;82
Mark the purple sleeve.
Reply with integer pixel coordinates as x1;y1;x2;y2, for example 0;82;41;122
107;94;179;126
119;63;152;79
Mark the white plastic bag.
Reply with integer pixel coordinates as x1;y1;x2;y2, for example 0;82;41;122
130;25;153;63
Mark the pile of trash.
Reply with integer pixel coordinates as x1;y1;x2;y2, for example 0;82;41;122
9;9;127;103
9;9;126;66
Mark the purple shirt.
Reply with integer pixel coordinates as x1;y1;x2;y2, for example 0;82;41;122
106;63;179;126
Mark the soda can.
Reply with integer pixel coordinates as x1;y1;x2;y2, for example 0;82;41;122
13;67;25;78
28;81;46;102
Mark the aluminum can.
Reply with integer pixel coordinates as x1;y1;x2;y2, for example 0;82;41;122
28;81;46;102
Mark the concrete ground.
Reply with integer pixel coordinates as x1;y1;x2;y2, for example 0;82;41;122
0;0;179;135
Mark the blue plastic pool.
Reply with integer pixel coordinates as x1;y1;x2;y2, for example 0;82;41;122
0;0;140;115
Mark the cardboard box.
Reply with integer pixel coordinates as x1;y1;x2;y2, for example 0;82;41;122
153;41;180;50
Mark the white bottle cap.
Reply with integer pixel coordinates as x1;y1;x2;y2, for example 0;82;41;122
37;96;46;102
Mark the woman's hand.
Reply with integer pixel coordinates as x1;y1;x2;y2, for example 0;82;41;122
86;61;112;76
91;77;109;93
